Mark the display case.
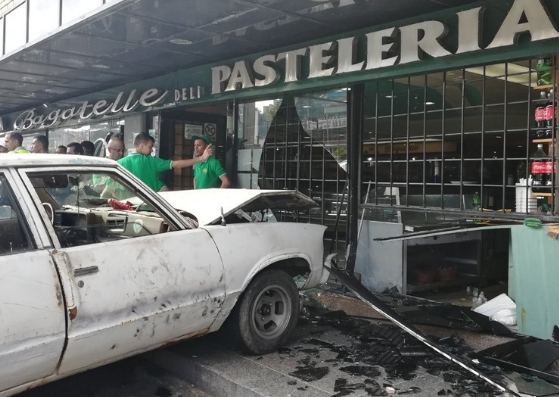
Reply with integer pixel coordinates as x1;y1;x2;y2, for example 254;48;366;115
356;188;509;295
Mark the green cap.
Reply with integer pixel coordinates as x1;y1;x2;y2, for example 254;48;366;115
191;134;212;144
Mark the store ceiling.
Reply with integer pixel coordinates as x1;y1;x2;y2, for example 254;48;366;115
0;0;478;117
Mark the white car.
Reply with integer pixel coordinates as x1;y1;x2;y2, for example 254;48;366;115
0;155;328;396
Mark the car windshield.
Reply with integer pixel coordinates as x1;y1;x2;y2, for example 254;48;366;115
28;172;137;210
25;171;184;248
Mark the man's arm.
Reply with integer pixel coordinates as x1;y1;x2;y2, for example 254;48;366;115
219;175;231;188
171;144;212;169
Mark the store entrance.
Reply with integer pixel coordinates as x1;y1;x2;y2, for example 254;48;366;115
159;104;229;191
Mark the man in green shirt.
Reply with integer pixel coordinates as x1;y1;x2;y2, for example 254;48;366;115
4;133;30;154
119;133;212;192
192;134;230;189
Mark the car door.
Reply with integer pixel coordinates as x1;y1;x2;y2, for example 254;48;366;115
0;170;66;393
19;167;226;375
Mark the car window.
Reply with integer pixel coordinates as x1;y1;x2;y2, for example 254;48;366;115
27;171;181;248
0;174;34;255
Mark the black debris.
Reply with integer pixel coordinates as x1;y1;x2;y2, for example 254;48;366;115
288;366;329;382
339;365;381;378
155;386;172;397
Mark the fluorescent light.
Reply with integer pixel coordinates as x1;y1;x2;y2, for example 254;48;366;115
170;38;192;45
466;63;536;86
426;101;436;105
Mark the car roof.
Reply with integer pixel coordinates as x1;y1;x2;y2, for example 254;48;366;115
0;154;117;168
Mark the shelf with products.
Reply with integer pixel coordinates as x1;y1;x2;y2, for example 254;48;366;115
533;138;556;144
533;84;555;91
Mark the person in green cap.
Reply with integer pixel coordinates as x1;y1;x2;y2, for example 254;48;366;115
118;132;212;192
192;134;230;189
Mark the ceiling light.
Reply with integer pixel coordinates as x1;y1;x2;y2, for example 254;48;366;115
60;58;85;67
170;38;192;45
91;64;110;69
466;63;536;86
426;101;436;105
385;95;397;99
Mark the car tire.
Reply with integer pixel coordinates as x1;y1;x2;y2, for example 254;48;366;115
229;269;300;354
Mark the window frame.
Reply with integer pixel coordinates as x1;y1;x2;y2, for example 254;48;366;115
18;165;191;250
0;170;38;255
360;57;558;222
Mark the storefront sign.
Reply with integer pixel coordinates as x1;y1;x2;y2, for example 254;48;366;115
174;86;205;102
211;0;559;94
13;88;169;131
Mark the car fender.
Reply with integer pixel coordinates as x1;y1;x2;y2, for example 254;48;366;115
240;251;314;292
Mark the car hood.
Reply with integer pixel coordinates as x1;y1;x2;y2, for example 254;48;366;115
159;189;318;226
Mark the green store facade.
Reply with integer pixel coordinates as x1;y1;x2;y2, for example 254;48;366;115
2;0;559;339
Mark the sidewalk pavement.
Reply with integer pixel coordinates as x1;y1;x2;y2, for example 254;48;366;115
145;289;527;397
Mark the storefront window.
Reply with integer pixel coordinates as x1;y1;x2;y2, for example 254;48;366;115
62;0;103;24
362;58;558;222
236;99;280;189
241;90;348;260
5;5;27;54
29;0;60;41
0;18;3;56
48;119;123;154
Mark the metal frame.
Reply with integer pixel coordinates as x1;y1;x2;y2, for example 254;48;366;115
361;58;558;222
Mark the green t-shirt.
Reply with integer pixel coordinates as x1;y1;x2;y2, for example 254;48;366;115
8;147;30;154
193;157;227;189
118;153;172;192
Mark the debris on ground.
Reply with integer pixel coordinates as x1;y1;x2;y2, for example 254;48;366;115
314;265;559;396
297;301;509;396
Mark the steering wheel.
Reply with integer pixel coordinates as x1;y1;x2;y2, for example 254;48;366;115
42;202;55;225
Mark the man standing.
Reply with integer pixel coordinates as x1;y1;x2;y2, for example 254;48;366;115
4;133;30;153
81;140;95;156
106;135;125;161
66;142;83;155
92;135;125;193
192;134;230;189
118;132;212;192
32;135;49;153
55;145;67;154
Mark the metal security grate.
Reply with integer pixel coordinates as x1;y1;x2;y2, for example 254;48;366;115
257;95;349;261
361;58;558;222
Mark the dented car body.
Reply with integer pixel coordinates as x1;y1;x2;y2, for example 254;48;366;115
0;155;328;396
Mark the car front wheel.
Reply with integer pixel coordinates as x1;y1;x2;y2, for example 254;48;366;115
230;269;300;354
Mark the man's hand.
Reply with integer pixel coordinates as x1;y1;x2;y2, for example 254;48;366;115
201;144;213;160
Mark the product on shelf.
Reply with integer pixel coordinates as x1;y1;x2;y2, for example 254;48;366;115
531;143;553;193
536;58;553;86
472;191;481;210
535;100;547;130
545;96;557;127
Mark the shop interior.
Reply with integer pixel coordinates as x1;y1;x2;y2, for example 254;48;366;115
358;57;558;303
